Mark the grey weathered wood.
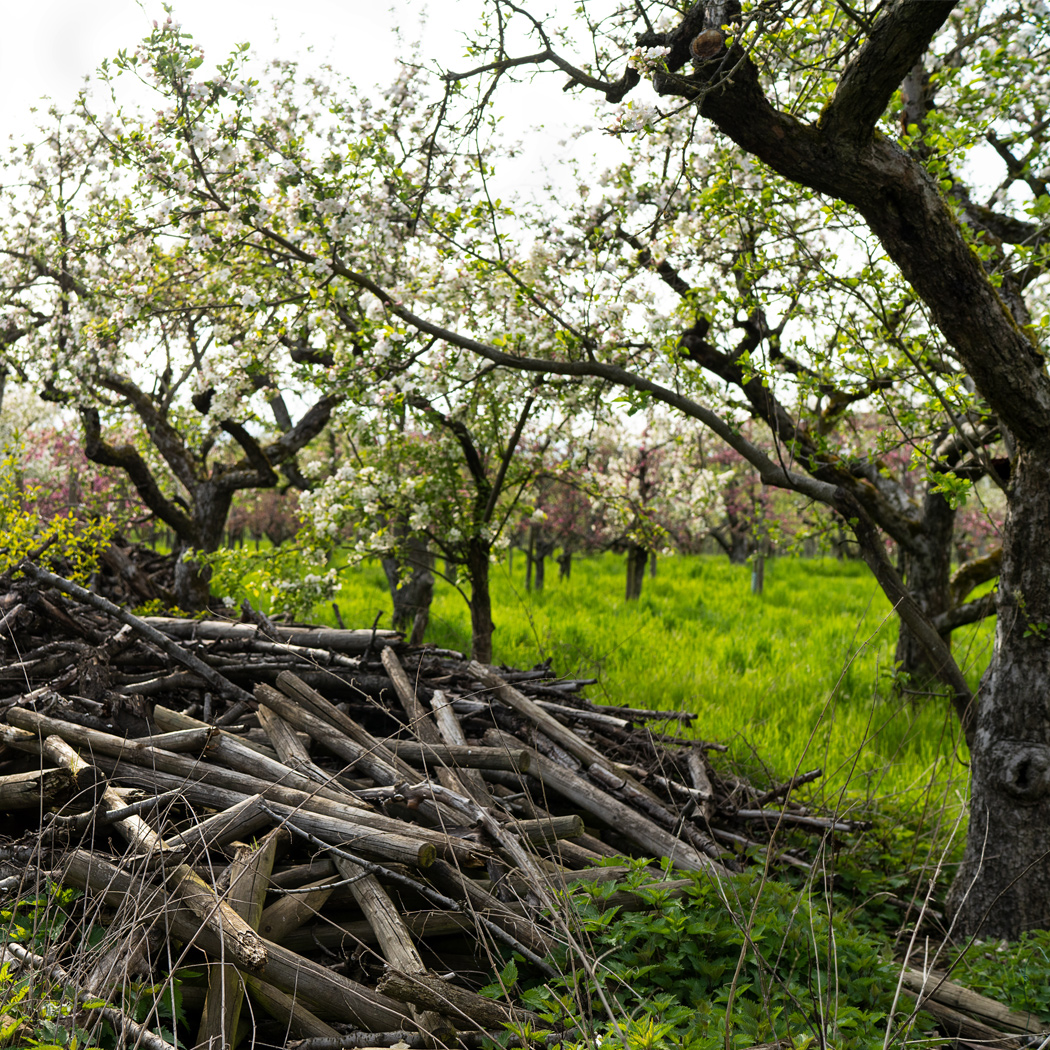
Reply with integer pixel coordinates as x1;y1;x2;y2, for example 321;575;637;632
430;690;495;807
243;975;342;1039
62;849;416;1032
0;768;74;811
196;830;280;1050
378;970;540;1029
143;617;399;653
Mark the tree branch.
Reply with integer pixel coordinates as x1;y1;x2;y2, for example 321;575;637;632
819;1;957;146
80;408;195;541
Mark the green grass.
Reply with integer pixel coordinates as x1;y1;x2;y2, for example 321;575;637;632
310;551;986;814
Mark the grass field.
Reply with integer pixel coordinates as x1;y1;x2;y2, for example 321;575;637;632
305;551;986;821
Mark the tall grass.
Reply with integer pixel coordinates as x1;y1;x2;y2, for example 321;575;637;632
317;551;986;811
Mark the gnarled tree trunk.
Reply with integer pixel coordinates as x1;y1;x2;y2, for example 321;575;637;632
950;452;1050;937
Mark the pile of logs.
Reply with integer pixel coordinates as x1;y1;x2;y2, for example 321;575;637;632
0;561;1044;1050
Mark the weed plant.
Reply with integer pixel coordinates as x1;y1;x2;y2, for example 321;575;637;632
492;860;939;1050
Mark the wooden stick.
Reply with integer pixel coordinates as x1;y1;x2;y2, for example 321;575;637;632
257;704;359;798
377;970;540;1029
524;750;711;871
93;756;489;867
377;740;532;773
196;829;280;1050
381;650;474;802
255;683;405;787
0;768;74;810
143;618;399;653
0;940;177;1050
900;967;1045;1033
17;562;255;708
333;853;453;1043
164;795;272;852
243;975;343;1039
430;690;497;807
61;848;415;1031
258;877;339;944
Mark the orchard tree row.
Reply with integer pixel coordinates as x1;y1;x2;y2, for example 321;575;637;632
0;0;1045;935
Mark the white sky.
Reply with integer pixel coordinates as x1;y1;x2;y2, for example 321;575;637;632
3;0;498;139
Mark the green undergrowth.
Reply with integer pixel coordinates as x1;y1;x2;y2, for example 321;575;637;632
488;860;939;1049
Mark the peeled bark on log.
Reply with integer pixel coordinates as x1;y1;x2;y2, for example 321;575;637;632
0;768;75;811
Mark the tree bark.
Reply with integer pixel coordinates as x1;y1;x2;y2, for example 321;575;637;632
381;534;434;643
751;552;764;596
466;538;494;663
896;489;956;684
950;451;1050;937
625;542;647;601
557;549;572;580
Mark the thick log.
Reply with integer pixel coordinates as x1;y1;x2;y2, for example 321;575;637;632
93;756;489;866
381;649;472;802
164;795;273;852
196;830;280;1050
525;750;711;870
143;618;399;653
430;690;496;807
61;849;416;1031
243;975;343;1039
381;741;532;774
333;853;453;1043
255;683;406;787
900;968;1045;1033
256;704;352;795
17;563;254;708
258;877;338;944
0;767;75;810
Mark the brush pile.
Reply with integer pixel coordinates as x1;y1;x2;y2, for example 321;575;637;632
0;559;1043;1050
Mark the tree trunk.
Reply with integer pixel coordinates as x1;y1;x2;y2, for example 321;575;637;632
173;484;233;611
751;552;764;596
949;451;1050;938
625;543;647;601
382;535;434;642
466;539;494;664
557;550;572;580
895;490;955;685
525;526;535;592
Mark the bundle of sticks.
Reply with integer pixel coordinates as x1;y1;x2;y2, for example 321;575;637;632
0;562;1038;1050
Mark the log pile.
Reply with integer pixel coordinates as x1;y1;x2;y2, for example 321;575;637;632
0;560;1044;1050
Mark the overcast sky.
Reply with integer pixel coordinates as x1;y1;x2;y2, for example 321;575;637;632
3;0;488;139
